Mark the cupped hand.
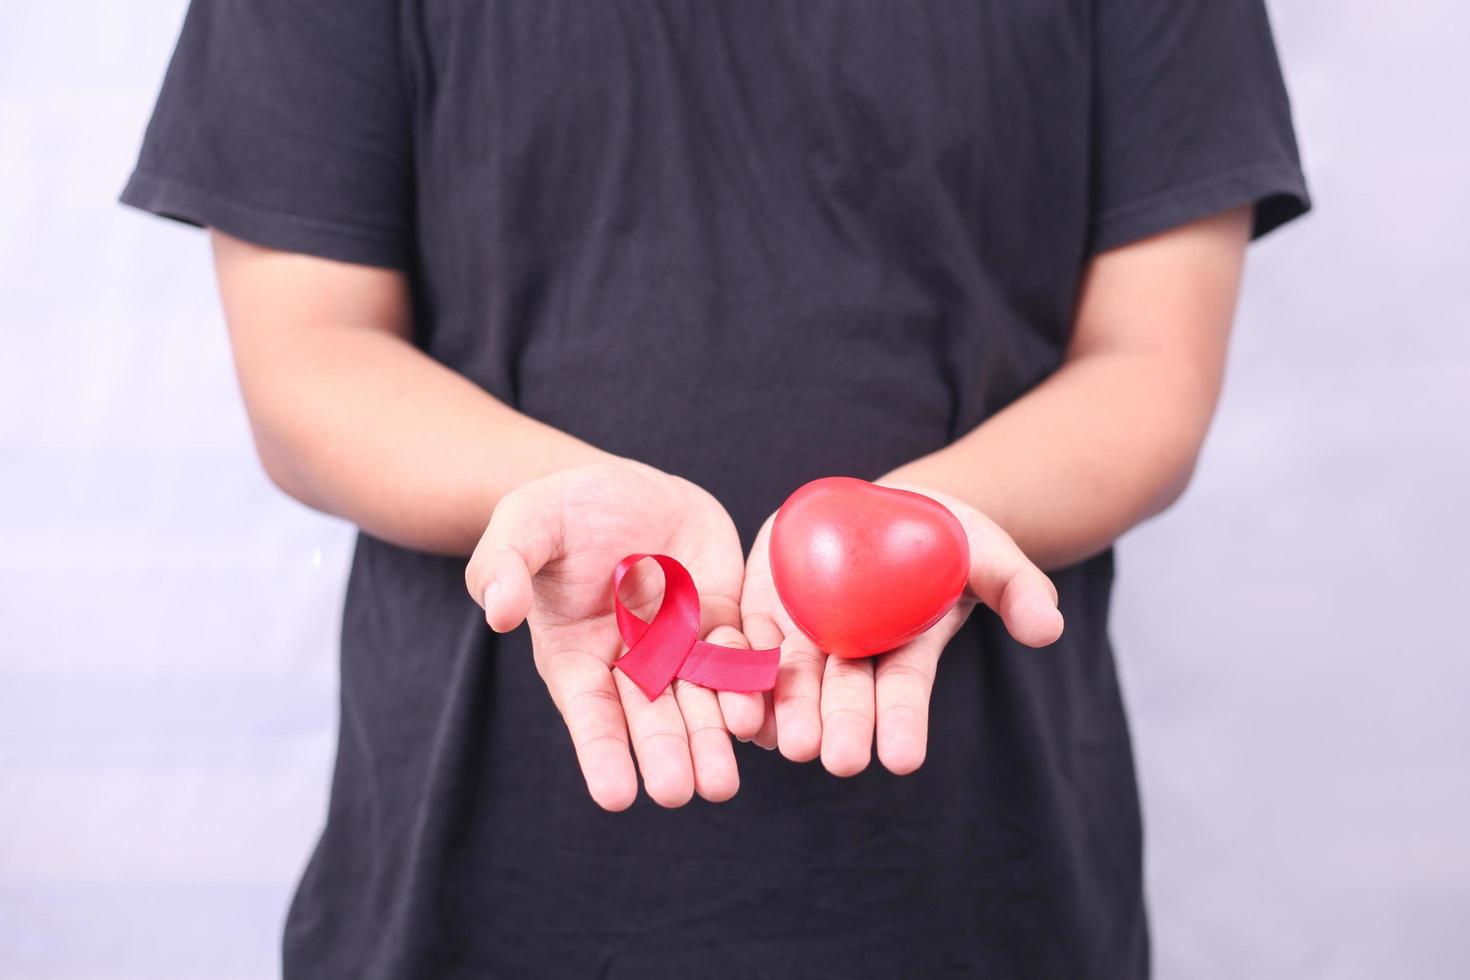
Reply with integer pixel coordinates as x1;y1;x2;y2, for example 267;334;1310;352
726;483;1064;777
465;459;751;811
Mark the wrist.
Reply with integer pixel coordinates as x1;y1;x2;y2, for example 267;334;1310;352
877;449;1007;527
875;457;958;502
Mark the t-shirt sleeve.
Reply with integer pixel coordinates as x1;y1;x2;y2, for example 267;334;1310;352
1088;0;1310;254
119;0;410;268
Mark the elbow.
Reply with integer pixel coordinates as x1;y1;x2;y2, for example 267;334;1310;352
1144;376;1219;518
1145;427;1209;518
1150;452;1200;516
255;440;305;502
243;409;323;511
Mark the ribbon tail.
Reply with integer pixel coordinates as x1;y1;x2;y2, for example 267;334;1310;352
677;640;780;693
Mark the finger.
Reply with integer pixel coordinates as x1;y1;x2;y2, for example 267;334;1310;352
674;678;740;803
737;515;782;750
739;602;785;749
465;488;561;633
874;624;949;776
719;690;765;741
774;632;826;762
613;668;696;809
962;515;1065;648
540;644;638;812
820;654;875;777
708;624;765;741
746;620;782;752
720;611;783;741
753;691;778;750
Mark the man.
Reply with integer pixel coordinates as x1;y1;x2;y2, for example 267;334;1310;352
124;1;1308;975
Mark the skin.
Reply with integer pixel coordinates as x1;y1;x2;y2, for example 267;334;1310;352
725;206;1254;772
463;459;752;810
210;204;1250;807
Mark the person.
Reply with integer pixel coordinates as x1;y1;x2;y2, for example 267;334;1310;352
122;1;1308;976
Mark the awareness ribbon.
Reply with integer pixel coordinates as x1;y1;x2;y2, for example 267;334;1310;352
612;554;779;700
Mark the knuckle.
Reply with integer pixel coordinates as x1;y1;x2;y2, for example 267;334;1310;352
880;701;929;724
636;728;689;752
686;722;730;742
774;690;820;710
575;732;628;755
561;684;622;718
826;661;870;684
671;678;707;700
782;648;824;670
877;661;935;687
821;705;873;729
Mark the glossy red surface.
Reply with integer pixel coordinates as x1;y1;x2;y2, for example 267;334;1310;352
769;477;970;658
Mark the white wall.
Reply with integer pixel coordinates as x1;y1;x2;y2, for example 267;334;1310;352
1116;3;1470;975
1;3;1466;977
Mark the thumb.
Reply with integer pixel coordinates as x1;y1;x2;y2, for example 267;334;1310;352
465;486;562;633
960;512;1064;648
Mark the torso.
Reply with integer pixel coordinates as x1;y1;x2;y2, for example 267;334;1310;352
285;4;1145;976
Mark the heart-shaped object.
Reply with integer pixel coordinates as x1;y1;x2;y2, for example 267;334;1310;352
769;477;970;658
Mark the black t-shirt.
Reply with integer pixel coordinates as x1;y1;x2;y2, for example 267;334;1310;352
123;2;1308;977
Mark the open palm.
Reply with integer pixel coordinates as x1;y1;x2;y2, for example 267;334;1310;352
728;484;1065;776
465;459;749;810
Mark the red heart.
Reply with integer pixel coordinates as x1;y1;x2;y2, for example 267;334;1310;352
769;477;970;659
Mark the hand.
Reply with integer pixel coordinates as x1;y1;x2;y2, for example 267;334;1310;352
465;459;750;811
726;483;1064;776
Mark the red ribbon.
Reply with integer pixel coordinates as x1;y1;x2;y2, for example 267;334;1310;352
612;554;779;700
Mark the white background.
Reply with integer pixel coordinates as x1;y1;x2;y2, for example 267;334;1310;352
2;2;1467;977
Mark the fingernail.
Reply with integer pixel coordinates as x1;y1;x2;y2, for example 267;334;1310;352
482;581;500;621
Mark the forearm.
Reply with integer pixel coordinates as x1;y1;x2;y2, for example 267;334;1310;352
884;207;1251;570
212;230;607;556
237;324;607;556
882;348;1216;569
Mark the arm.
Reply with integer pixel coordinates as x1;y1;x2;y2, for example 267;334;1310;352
883;206;1252;569
733;207;1253;774
211;230;605;556
213;230;749;810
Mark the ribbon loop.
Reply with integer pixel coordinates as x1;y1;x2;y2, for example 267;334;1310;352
612;554;779;700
